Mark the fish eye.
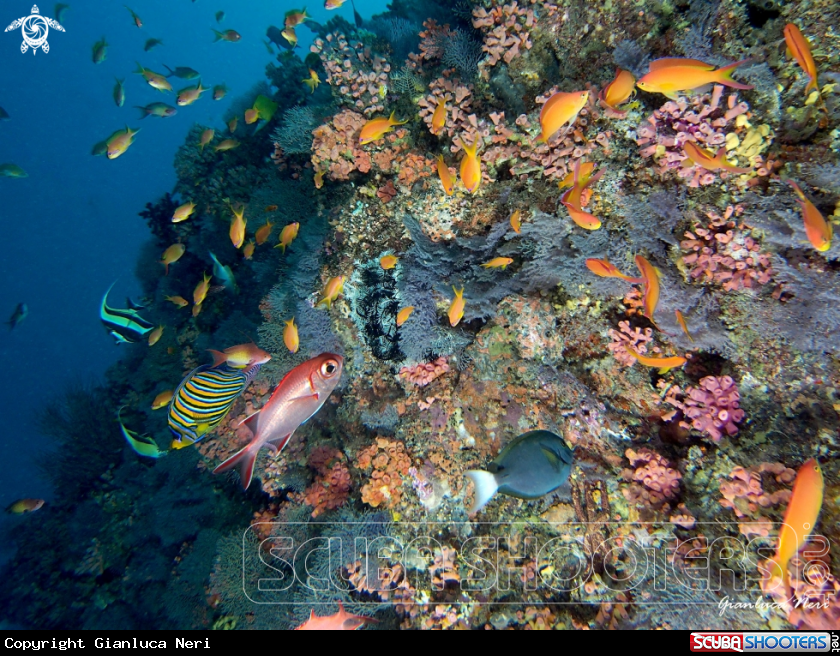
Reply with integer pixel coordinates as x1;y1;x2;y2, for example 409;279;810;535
321;360;338;376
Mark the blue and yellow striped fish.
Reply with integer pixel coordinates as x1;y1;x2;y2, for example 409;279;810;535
167;362;262;449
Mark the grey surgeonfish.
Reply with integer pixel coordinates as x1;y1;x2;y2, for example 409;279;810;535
466;430;574;515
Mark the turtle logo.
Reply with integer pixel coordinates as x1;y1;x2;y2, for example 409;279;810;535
4;5;64;55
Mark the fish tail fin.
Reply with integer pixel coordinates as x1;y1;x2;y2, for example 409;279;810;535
134;106;148;119
715;58;754;90
212;29;223;42
805;76;819;93
207;349;227;367
134;61;145;75
786;179;806;200
213;444;258;489
465;470;498;515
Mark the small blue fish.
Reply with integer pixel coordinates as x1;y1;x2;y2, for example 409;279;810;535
100;283;154;344
6;303;27;330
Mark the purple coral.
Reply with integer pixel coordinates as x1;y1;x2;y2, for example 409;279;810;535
681;375;745;442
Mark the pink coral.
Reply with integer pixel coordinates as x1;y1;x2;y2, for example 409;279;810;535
636;86;754;187
622;448;681;510
717;462;794;519
607;320;658;367
482;88;611;180
671;375;745;443
472;2;535;74
312;31;389;117
681;205;774;291
399;357;450;387
418;76;474;141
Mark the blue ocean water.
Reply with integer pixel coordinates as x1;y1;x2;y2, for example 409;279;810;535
0;0;387;561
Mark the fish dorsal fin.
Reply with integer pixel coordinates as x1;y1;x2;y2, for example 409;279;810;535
649;57;715;71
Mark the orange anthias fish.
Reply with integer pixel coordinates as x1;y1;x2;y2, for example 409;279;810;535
448;287;465;327
459;138;482;194
282;27;298;47
624;344;686;374
285;8;309;28
228;116;238;133
265;205;278;213
682;141;751;174
325;0;348;9
784;23;818;94
213;29;241;43
165;295;189;308
431;98;447;135
244;108;259;125
172;201;195;223
635;255;661;323
295;603;372;631
125;6;143;28
380;254;398;270
637;58;753;98
208;343;272;369
318;276;346;308
242;241;255;260
135;63;172;92
255;220;274;245
482;257;514;270
177;81;208;106
558;162;595;190
284;318;299;354
675;310;694;342
765;458;824;590
508;210;522;234
214;353;344;489
396;306;414;327
585;258;642;282
437;155;454;195
193;272;212;306
788;180;832;252
359;112;408;145
230;206;246;249
161;243;185;275
314;170;325;189
199;129;214;151
599;69;635;114
538;90;589;143
303;69;320;93
276;222;300;253
148;325;164;346
151;390;174;410
215;139;240;152
560;160;605;230
106;126;140;159
6;498;45;514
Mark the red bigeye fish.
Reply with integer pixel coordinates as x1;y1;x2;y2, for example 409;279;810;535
213;353;344;489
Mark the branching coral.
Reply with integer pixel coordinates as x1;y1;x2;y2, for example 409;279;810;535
272;106;316;156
